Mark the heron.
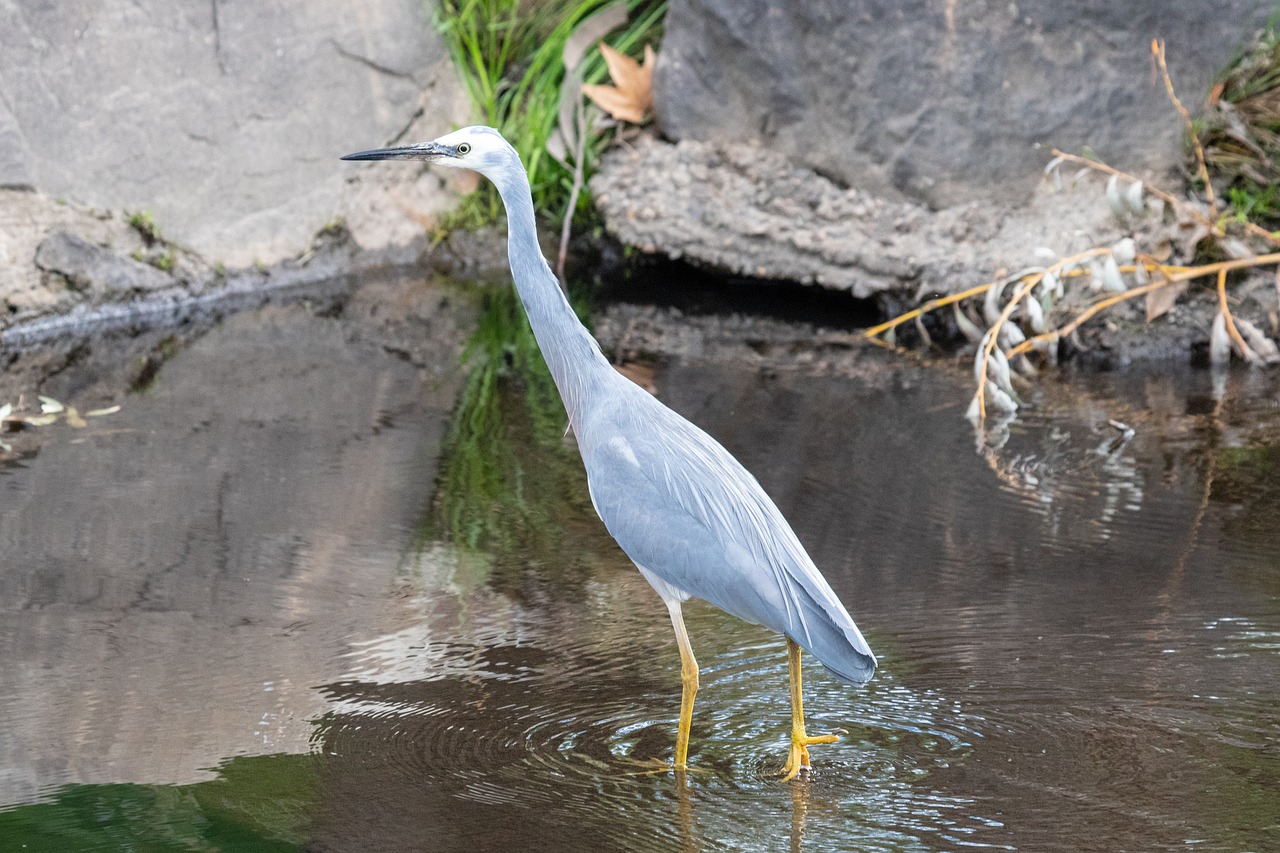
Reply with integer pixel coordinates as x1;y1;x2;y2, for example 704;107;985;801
342;126;876;780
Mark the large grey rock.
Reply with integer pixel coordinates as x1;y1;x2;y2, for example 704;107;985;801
0;0;466;267
592;135;1125;298
655;0;1273;208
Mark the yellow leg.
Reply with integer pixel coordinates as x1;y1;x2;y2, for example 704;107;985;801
666;600;699;770
781;637;839;781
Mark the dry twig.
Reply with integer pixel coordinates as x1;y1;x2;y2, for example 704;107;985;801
1153;38;1218;218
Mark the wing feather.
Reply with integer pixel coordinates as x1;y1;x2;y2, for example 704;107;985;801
580;387;875;683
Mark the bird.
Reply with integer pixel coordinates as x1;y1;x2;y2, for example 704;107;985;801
342;126;876;780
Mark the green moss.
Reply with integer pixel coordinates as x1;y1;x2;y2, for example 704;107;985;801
127;210;162;244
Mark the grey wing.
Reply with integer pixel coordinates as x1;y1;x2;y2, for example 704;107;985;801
581;403;876;684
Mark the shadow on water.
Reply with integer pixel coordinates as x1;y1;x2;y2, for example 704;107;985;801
2;271;1280;851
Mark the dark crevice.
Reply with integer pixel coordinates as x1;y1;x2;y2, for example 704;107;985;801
584;252;882;333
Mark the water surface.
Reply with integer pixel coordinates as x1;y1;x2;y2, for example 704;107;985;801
2;275;1278;851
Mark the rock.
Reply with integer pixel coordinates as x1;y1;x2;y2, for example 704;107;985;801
592;135;1126;299
0;189;149;319
0;0;466;267
654;0;1272;208
34;231;175;299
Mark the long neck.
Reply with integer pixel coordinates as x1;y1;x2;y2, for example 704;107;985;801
498;172;612;425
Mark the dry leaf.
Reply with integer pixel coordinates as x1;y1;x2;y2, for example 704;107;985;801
1235;318;1280;363
983;279;1006;326
1100;256;1127;292
1105;174;1126;217
952;302;984;343
551;2;626;168
1210;311;1231;366
1125;180;1145;214
1111;238;1135;266
1024;292;1046;333
17;413;59;426
582;43;654;124
1145;277;1189;322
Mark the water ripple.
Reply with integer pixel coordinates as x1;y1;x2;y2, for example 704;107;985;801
313;615;1007;852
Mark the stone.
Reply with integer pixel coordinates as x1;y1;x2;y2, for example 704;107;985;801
592;135;1131;299
654;0;1273;208
0;189;148;320
0;0;466;268
34;231;174;298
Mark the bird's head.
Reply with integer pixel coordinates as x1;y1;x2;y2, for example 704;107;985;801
341;125;520;185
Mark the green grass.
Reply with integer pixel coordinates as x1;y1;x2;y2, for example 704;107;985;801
434;0;667;230
1201;27;1280;229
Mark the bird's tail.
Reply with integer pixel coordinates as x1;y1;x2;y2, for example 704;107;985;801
791;586;876;685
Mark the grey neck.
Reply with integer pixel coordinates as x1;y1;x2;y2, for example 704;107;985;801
498;175;612;425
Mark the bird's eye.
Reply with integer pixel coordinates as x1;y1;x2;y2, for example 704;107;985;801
457;142;472;155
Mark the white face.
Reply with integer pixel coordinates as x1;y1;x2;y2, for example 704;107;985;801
342;125;521;188
428;126;516;174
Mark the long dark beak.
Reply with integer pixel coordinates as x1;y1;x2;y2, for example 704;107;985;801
340;141;450;161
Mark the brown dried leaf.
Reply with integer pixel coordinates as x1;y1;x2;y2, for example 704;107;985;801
582;43;654;124
1145;277;1189;322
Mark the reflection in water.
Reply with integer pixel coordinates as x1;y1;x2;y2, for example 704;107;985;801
0;755;318;851
2;275;1280;851
422;283;618;604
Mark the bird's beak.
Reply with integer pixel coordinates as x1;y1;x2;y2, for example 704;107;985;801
340;141;452;161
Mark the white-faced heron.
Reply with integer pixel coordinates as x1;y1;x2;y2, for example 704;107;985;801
342;126;876;779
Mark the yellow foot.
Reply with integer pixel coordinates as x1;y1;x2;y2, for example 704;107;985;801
780;731;840;782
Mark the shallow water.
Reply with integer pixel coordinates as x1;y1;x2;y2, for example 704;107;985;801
2;275;1279;852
